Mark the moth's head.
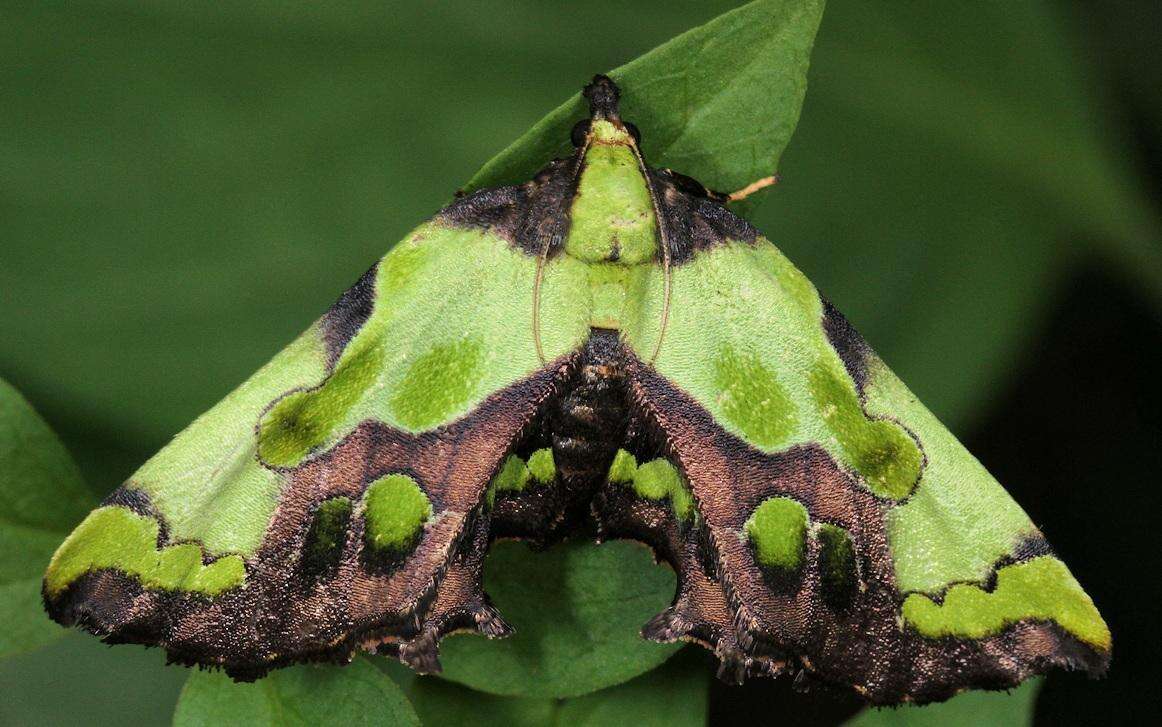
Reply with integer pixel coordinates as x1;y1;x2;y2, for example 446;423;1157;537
571;74;642;150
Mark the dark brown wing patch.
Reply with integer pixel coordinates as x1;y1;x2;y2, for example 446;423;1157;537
623;354;1107;705
45;362;570;680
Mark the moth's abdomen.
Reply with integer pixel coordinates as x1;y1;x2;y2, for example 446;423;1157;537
550;328;629;496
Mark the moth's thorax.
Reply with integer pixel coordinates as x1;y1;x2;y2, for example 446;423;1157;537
564;122;657;266
563;120;658;331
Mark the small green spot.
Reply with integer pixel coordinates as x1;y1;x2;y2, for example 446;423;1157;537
363;474;432;558
492;455;532;493
902;556;1111;652
303;496;353;576
486;454;530;508
44;506;245;597
809;362;922;500
527;448;556;484
258;343;384;468
668;482;694;523
607;449;638;484
817;523;858;608
745;496;809;572
632;459;676;501
621;457;695;522
714;345;797;449
391;338;485;431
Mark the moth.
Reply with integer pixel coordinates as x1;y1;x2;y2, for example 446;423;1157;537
44;76;1109;705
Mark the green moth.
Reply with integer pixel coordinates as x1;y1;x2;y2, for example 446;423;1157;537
43;76;1109;705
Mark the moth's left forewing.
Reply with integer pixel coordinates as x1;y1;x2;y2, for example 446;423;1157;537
624;233;1110;704
44;213;581;678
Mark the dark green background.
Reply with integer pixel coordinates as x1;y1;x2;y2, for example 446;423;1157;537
2;1;1159;724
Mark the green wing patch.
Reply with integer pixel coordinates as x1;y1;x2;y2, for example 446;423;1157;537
713;344;797;449
865;358;1044;593
745;497;809;573
45;506;245;598
902;557;1110;651
808;362;922;500
258;339;383;468
255;223;588;469
526;449;557;484
135;325;329;556
605;450;694;522
391;339;486;430
363;474;432;560
302;496;353;576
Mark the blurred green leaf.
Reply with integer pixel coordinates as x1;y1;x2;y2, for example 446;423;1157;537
173;660;419;727
380;646;709;727
0;378;93;658
550;648;708;727
438;540;679;698
467;0;825;195
844;678;1040;727
0;633;187;727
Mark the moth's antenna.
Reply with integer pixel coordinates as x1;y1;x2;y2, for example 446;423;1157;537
533;134;592;364
631;142;671;365
531;235;551;364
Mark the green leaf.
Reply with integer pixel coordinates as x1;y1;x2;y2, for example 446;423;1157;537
394;678;555;727
0;633;187;727
379;646;709;727
844;678;1040;727
437;540;679;698
550;648;709;727
466;0;826;195
173;661;419;727
0;378;93;658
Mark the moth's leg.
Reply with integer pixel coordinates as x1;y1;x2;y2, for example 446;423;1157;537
377;506;512;673
725;173;780;203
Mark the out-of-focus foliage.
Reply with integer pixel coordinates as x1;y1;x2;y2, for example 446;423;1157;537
174;660;418;727
381;646;709;727
0;378;93;657
437;540;681;698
